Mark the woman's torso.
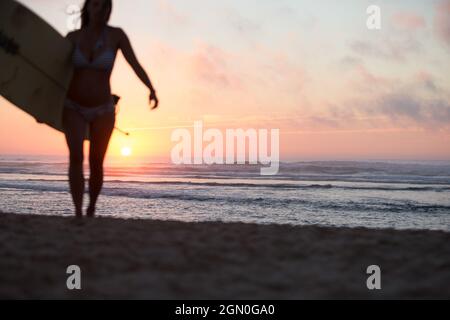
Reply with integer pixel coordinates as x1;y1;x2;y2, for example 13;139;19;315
66;26;119;107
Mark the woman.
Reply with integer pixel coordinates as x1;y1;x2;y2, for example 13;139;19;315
65;0;158;217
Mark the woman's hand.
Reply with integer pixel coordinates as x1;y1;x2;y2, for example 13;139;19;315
149;89;159;110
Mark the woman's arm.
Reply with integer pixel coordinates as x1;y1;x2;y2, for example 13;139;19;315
118;28;159;109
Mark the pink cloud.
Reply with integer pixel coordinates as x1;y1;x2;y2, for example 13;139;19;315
391;12;425;31
415;71;439;92
189;43;241;88
143;39;241;90
258;51;306;94
345;64;393;94
350;36;421;61
434;0;450;46
157;0;189;26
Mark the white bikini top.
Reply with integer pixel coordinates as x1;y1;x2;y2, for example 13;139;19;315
72;27;116;71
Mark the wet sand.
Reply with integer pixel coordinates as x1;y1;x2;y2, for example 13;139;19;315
0;212;449;299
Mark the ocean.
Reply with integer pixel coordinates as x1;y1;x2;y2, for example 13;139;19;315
0;156;449;231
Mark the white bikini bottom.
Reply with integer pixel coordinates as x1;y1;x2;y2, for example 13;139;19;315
64;98;115;123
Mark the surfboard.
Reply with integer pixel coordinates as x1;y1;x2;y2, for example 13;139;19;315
0;0;74;133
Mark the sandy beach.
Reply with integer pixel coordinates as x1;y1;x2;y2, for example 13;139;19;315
0;212;449;299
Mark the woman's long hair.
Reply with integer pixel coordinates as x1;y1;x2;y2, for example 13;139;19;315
81;0;112;28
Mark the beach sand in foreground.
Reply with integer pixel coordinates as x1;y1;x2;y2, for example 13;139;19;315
0;212;449;299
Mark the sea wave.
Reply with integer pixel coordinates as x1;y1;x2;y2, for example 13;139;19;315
1;159;450;176
1;180;450;214
12;178;450;192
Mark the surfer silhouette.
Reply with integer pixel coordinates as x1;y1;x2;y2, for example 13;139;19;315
64;0;158;217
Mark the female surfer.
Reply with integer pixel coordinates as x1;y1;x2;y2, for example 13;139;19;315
65;0;158;217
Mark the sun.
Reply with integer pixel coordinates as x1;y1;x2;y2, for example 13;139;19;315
121;147;132;157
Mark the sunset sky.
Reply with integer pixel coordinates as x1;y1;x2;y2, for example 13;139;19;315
1;0;449;161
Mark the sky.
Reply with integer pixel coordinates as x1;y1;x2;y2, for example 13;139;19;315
0;0;449;161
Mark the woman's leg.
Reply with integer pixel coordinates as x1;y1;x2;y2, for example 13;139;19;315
87;111;115;217
63;107;87;217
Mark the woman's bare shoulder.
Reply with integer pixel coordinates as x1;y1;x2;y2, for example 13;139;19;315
107;26;128;48
108;26;127;39
107;25;122;34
